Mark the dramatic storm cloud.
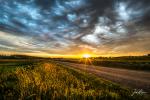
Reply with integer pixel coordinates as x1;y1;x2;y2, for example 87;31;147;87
0;0;150;56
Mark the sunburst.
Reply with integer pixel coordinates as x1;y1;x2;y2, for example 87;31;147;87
82;54;91;58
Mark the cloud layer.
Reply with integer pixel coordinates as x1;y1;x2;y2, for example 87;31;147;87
0;0;150;56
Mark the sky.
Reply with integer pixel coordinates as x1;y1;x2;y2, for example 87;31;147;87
0;0;150;57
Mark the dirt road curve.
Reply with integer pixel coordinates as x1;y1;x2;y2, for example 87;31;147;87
58;62;150;92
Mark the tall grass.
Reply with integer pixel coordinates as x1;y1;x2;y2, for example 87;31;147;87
0;62;148;99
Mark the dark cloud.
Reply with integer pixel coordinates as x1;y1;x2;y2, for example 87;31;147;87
0;0;150;56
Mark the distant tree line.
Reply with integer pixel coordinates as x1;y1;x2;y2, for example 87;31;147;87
91;54;150;60
0;55;46;59
0;54;150;60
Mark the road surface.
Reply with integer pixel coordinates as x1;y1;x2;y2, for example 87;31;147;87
58;61;150;93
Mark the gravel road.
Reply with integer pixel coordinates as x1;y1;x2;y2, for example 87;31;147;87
58;61;150;93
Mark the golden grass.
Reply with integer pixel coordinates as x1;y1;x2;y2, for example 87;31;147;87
15;63;104;99
0;62;148;99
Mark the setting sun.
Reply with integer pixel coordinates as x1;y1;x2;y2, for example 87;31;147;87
82;54;91;58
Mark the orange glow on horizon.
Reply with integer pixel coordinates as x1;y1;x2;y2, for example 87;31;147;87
0;51;149;58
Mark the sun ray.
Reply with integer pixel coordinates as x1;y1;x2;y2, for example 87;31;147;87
82;54;91;58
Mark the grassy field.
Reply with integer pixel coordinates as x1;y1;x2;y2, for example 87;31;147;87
0;59;149;99
0;59;37;72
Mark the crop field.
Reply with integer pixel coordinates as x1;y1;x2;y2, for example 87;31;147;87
0;59;149;100
0;60;37;72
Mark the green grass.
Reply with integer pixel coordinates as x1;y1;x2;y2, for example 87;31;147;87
0;59;38;72
0;60;149;99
